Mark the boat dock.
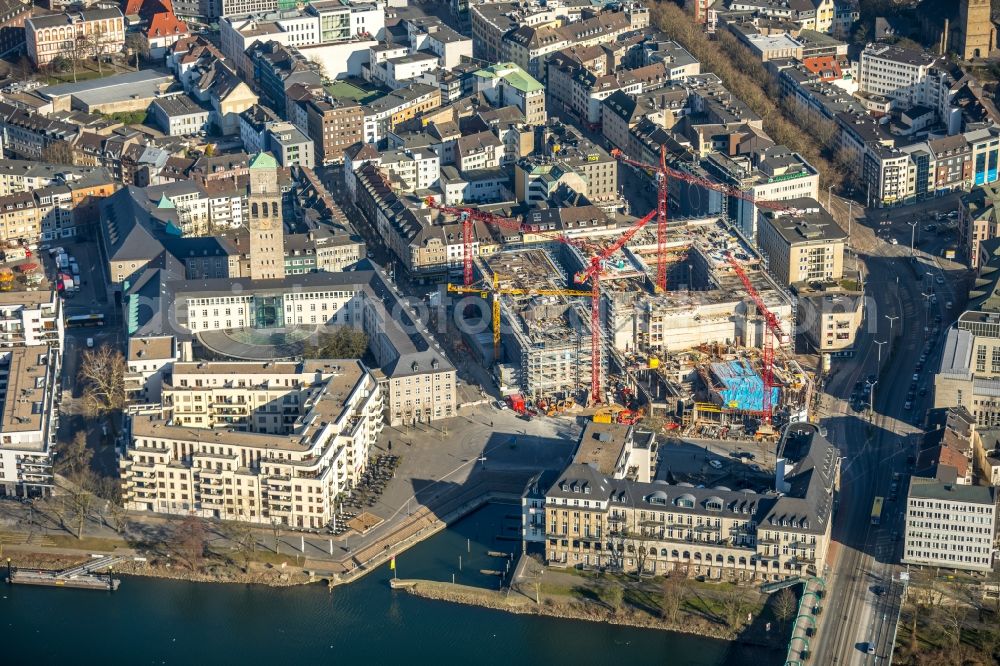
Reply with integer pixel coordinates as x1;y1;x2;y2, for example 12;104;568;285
5;554;125;591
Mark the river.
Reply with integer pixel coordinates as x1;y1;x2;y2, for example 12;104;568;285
0;504;781;665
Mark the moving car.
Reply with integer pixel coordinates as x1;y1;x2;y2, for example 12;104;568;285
709;460;723;469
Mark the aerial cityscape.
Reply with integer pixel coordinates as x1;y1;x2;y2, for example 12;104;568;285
0;0;999;663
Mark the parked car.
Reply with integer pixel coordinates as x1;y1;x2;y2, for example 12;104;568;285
709;460;723;469
494;400;508;410
935;276;945;285
912;373;920;382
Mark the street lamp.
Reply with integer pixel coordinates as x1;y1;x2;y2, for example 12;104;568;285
873;339;887;368
907;220;918;256
884;314;899;340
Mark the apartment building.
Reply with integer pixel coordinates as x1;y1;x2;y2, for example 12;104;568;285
26;8;125;66
757;199;846;286
903;476;996;572
795;286;865;355
515;123;619;205
857;44;952;119
960;182;1000;268
0;290;63;349
701;147;820;241
305;97;364;165
503;9;640;82
362;83;441;144
541;423;839;580
0;345;59;498
124;335;178;404
148;94;210;137
472;62;546;126
120;359;384;529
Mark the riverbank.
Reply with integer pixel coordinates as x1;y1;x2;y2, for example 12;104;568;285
391;575;779;644
2;544;318;587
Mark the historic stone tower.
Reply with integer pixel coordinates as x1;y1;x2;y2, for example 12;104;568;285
956;0;996;61
247;152;285;282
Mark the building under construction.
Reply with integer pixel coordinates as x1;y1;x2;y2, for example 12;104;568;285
565;217;795;354
476;249;599;402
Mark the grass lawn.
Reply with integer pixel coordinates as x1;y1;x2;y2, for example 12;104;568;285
324;78;382;104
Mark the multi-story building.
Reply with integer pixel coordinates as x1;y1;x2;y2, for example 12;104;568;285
903;475;996;572
701;146;820;241
0;345;59;498
120;359;384;529
857;44;953;120
248;41;322;117
757;199;846;286
25;8;125;66
0;290;63;349
148;94;210;137
219;1;383;82
472;62;546;126
540;423;839;580
935;311;1000;426
361;83;441;144
795;285;864;357
515;123;618;205
124;335;178;404
0;0;33;60
960;182;1000;268
305;97;364;165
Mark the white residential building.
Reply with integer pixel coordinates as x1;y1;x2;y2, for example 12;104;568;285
0;290;63;349
0;345;59;498
120;359;384;529
903;477;996;572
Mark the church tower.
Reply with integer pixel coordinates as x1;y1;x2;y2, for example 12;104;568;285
247;152;285;281
957;0;996;61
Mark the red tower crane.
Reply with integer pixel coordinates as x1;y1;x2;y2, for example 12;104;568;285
611;146;671;291
723;252;785;425
611;147;798;291
574;208;658;403
424;197;522;285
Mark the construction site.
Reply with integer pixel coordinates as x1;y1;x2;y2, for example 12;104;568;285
454;248;599;405
433;144;814;434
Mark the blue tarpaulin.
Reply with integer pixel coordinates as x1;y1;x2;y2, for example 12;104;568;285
711;359;779;412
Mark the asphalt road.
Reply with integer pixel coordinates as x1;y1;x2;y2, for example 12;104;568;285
811;198;965;665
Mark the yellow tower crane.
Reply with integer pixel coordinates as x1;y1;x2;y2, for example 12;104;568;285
447;273;592;360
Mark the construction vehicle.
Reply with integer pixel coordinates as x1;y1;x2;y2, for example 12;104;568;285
506;393;526;414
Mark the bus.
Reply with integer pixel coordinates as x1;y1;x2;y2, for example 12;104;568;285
66;313;105;328
871;497;884;526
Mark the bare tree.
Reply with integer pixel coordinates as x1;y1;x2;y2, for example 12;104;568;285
41;140;77;166
939;601;966;648
773;587;797;632
55;430;93;479
660;574;688;623
66;485;94;539
174;514;207;569
719;584;752;628
124;34;146;71
270;518;281;554
603;583;624;613
229;514;256;571
631;540;649;577
78;345;128;418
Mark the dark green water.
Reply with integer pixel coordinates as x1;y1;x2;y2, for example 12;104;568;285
0;505;781;665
